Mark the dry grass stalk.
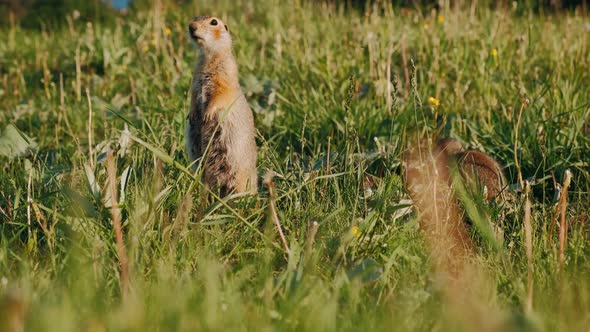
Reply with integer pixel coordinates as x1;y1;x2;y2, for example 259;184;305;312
547;174;562;245
523;180;534;314
172;192;193;238
306;221;319;255
513;98;529;190
400;35;410;98
558;170;572;273
263;170;290;255
386;40;394;110
75;45;81;101
86;88;94;170
322;136;332;195
26;168;33;240
105;152;130;298
31;201;49;237
58;73;81;155
304;221;320;270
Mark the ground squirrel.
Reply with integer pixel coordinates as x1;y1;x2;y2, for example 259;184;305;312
185;16;258;195
404;138;509;245
0;289;25;332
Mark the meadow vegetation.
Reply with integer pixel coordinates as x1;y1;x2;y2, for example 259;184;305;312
1;0;589;330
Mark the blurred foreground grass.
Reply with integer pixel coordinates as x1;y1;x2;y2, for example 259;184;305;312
1;0;590;331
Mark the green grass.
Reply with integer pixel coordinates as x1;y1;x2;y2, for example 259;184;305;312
1;0;590;330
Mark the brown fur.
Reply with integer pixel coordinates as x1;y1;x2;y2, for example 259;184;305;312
436;137;466;156
186;16;258;195
412;138;509;202
404;138;510;249
404;139;474;255
455;150;508;201
434;138;509;201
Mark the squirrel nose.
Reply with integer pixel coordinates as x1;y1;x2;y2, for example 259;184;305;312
188;24;196;35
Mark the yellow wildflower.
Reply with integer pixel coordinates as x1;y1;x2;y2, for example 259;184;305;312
165;27;172;36
423;23;429;30
428;97;440;107
491;48;498;57
351;226;361;238
142;44;149;52
437;15;444;24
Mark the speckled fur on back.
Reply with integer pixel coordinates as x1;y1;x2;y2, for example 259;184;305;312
185;16;257;195
435;138;508;201
454;150;508;201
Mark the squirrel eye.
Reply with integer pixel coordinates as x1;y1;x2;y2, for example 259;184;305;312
210;19;218;26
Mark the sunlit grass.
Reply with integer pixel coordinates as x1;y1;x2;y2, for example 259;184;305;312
1;1;589;331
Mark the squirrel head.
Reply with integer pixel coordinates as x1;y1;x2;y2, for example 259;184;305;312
188;16;232;55
436;138;465;156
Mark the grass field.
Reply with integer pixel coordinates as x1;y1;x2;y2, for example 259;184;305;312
1;0;590;331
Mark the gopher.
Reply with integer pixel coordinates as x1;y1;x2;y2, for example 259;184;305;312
404;137;510;246
185;16;258;195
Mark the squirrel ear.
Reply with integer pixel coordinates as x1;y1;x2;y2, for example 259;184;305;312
224;24;228;31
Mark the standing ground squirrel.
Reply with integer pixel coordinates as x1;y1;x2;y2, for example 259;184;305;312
185;16;258;195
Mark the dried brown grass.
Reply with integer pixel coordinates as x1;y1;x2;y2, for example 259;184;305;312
105;152;130;299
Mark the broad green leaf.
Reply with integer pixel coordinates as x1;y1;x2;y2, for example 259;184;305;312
0;124;37;159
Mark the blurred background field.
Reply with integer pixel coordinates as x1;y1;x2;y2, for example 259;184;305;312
0;0;589;331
